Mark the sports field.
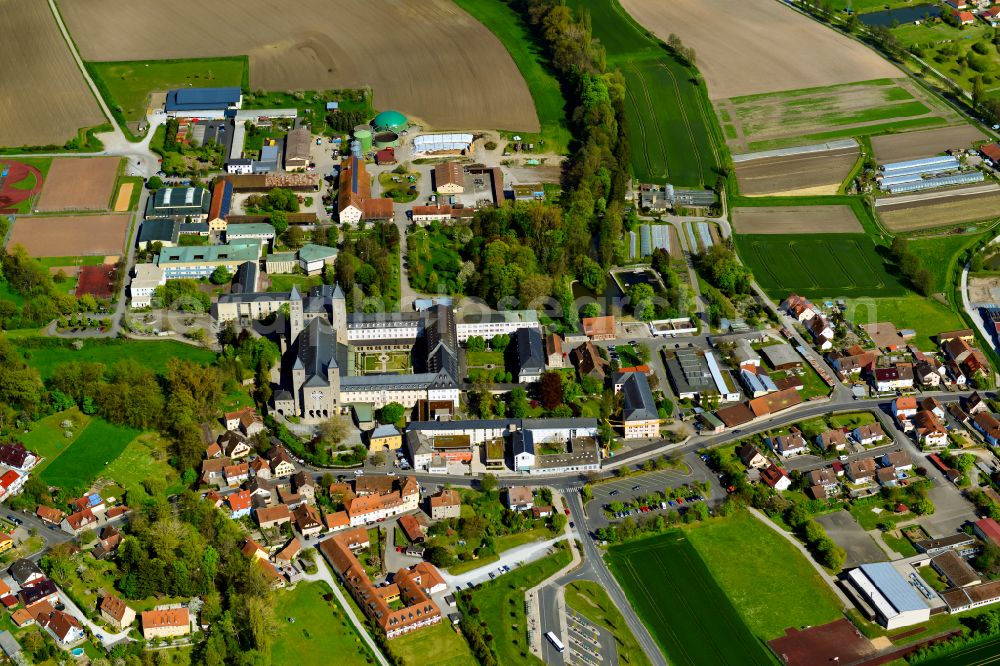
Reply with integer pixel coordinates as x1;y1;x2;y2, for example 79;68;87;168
8;214;130;258
87;57;247;124
566;0;721;186
35;157;121;212
39;418;140;493
718;79;961;153
451;0;570;152
735;233;907;299
606;531;773;665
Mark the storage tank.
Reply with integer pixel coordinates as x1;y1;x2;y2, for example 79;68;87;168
373;130;400;150
354;128;373;154
350;140;362;158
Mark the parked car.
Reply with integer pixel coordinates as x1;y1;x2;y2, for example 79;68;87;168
564;508;571;516
631;485;641;491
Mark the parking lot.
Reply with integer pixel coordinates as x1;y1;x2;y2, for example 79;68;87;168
816;510;887;567
566;608;617;666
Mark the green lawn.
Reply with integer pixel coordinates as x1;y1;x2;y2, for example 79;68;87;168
87;57;247;124
606;529;772;665
458;547;573;665
18;337;216;379
684;511;844;640
882;532;918;558
565;0;722;186
736;233;908;299
388;621;475;666
18;408;91;472
266;273;324;293
105;432;183;499
466;350;505;367
272;581;375;666
40;418;140;494
908;231;986;294
452;0;571;152
565;581;652;666
844;295;965;351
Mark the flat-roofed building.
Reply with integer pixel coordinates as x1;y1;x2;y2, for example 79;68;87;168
157;242;261;280
847;563;930;629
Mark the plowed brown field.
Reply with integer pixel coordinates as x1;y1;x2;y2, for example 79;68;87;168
7;214;129;257
0;0;105;147
871;125;985;163
733;206;863;234
736;146;859;196
57;0;538;131
36;157;120;212
620;0;901;99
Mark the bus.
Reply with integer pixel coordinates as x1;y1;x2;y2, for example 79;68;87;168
545;631;565;653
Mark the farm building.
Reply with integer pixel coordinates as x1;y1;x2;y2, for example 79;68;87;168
226;223;276;245
372;110;408;132
667;184;715;207
412;133;474;154
338;157;394;223
433;162;464;194
208;180;233;232
284;128;311;172
881;171;983;194
847;563;930;629
375;148;396;166
147;187;211;220
877;155;983;193
980;143;1000;164
165;87;242;115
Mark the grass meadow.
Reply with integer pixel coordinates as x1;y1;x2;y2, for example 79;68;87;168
566;0;722;186
452;0;571;152
388;622;475;666
273;581;375;666
86;57;247;124
39;418;140;494
17;337;216;379
844;295;966;351
735;233;907;299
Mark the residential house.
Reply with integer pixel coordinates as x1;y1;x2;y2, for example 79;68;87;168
343;476;420;526
967;392;989;415
738;443;768;469
37;610;84;647
100;595;136;630
20;579;58;607
506;486;534;512
831;352;875;378
325;511;350;532
877;466;899;488
428;489;461;520
915;360;942;388
218;431;252;459
269;447;296;477
847;458;878;484
0;443;37;471
62;508;98;535
954;9;976;24
760;464;791;491
250;457;270;479
201;457;231;485
398;514;425;543
141;608;191;641
938;329;974;344
817;429;849;452
275;538;302;568
948;403;971;425
808;468;840;498
808;316;834;350
892;396;918;425
227;490;253;519
516;327;546;384
974;518;1000;547
872;366;914;392
853;423;886;446
8;559;43;587
771;431;808;458
35;505;65;526
944;338;974;364
256;504;292;529
780;294;816;322
581;316;616;341
92;525;122;560
974;412;1000;446
292;471;316;503
913;410;948;448
0;470;25;500
882;450;913;471
224;462;250;487
571;341;611;382
293;503;322;536
545;334;565;368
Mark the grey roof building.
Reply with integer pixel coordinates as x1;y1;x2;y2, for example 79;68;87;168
146;186;211;219
138;219;180;246
8;558;42;586
515;327;545;383
664;349;714;398
617;372;658;422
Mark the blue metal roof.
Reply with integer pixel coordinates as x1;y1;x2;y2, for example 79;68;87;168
859;563;927;613
166;87;242;111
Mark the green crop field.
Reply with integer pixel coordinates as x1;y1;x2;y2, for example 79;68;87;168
39;419;140;494
452;0;571;152
566;0;722;186
916;635;1000;666
606;530;773;665
684;512;844;640
273;581;375;666
735;233;907;299
17;337;216;379
87;57;247;124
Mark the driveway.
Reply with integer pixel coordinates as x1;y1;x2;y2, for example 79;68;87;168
440;536;569;589
816;510;887;567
